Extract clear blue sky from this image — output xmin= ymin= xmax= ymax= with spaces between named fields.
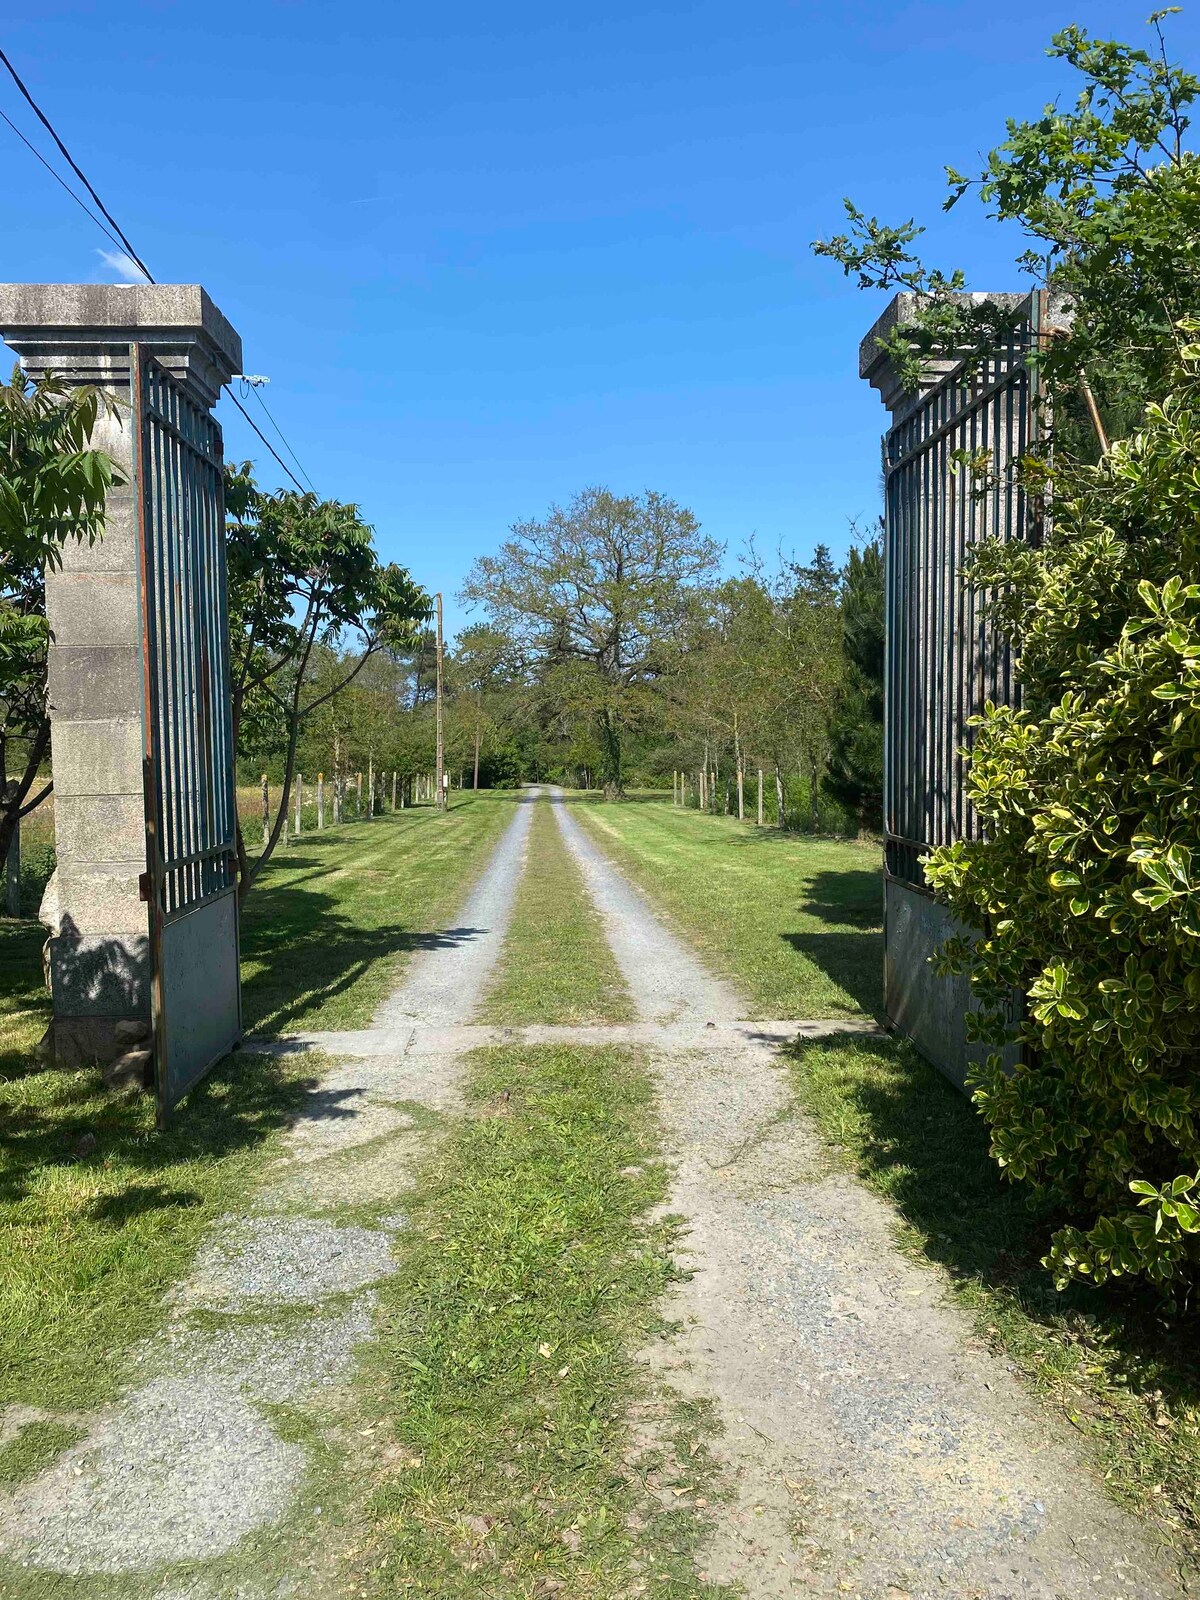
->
xmin=4 ymin=1 xmax=1196 ymax=636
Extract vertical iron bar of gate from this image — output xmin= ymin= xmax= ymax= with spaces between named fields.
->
xmin=132 ymin=346 xmax=170 ymax=1125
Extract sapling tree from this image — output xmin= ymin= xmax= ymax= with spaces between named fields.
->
xmin=225 ymin=465 xmax=426 ymax=897
xmin=0 ymin=366 xmax=120 ymax=874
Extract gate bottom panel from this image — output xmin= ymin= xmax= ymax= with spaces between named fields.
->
xmin=157 ymin=889 xmax=240 ymax=1114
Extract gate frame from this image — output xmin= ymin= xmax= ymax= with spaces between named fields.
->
xmin=132 ymin=342 xmax=242 ymax=1125
xmin=0 ymin=284 xmax=243 ymax=1078
xmin=861 ymin=289 xmax=1064 ymax=1086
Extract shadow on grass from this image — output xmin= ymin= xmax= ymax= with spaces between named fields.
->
xmin=1 ymin=910 xmax=315 ymax=1207
xmin=239 ymin=849 xmax=484 ymax=1035
xmin=782 ymin=930 xmax=882 ymax=1015
xmin=0 ymin=1043 xmax=317 ymax=1210
xmin=787 ymin=1034 xmax=1200 ymax=1481
xmin=800 ymin=868 xmax=883 ymax=928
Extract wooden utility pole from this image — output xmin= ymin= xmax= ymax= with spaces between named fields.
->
xmin=435 ymin=592 xmax=446 ymax=812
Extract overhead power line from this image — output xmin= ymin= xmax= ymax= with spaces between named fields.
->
xmin=0 ymin=44 xmax=316 ymax=497
xmin=224 ymin=391 xmax=309 ymax=494
xmin=0 ymin=44 xmax=153 ymax=282
xmin=0 ymin=106 xmax=131 ymax=261
xmin=250 ymin=385 xmax=316 ymax=494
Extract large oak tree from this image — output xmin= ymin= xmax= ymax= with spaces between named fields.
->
xmin=462 ymin=487 xmax=721 ymax=797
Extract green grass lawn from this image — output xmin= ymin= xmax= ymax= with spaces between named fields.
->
xmin=787 ymin=1034 xmax=1200 ymax=1564
xmin=0 ymin=911 xmax=316 ymax=1410
xmin=570 ymin=792 xmax=881 ymax=1019
xmin=240 ymin=791 xmax=518 ymax=1033
xmin=363 ymin=1043 xmax=724 ymax=1599
xmin=0 ymin=792 xmax=515 ymax=1419
xmin=480 ymin=798 xmax=632 ymax=1026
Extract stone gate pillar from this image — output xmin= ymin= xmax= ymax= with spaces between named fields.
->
xmin=0 ymin=285 xmax=241 ymax=1066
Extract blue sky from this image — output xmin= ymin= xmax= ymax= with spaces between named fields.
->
xmin=4 ymin=1 xmax=1197 ymax=636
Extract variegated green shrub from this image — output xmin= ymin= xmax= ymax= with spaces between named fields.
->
xmin=926 ymin=354 xmax=1200 ymax=1293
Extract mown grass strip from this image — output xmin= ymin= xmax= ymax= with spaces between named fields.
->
xmin=480 ymin=799 xmax=633 ymax=1026
xmin=786 ymin=1034 xmax=1200 ymax=1566
xmin=569 ymin=792 xmax=881 ymax=1020
xmin=362 ymin=1044 xmax=726 ymax=1598
xmin=240 ymin=791 xmax=518 ymax=1034
xmin=0 ymin=1046 xmax=317 ymax=1410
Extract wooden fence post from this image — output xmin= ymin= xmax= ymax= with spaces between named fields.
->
xmin=391 ymin=770 xmax=398 ymax=811
xmin=368 ymin=758 xmax=375 ymax=819
xmin=737 ymin=765 xmax=744 ymax=822
xmin=757 ymin=768 xmax=763 ymax=826
xmin=295 ymin=773 xmax=303 ymax=837
xmin=261 ymin=773 xmax=269 ymax=848
xmin=317 ymin=772 xmax=324 ymax=830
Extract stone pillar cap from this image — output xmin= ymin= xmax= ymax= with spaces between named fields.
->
xmin=0 ymin=283 xmax=242 ymax=411
xmin=860 ymin=290 xmax=1037 ymax=421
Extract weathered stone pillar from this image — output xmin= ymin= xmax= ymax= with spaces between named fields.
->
xmin=0 ymin=284 xmax=241 ymax=1065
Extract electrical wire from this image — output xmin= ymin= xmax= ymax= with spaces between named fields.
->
xmin=224 ymin=391 xmax=309 ymax=494
xmin=0 ymin=44 xmax=153 ymax=282
xmin=250 ymin=384 xmax=316 ymax=493
xmin=0 ymin=44 xmax=317 ymax=497
xmin=0 ymin=106 xmax=132 ymax=262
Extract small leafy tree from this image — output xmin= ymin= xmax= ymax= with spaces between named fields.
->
xmin=817 ymin=14 xmax=1200 ymax=1293
xmin=226 ymin=466 xmax=426 ymax=896
xmin=0 ymin=367 xmax=119 ymax=873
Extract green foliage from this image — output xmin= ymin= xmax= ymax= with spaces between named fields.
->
xmin=822 ymin=534 xmax=884 ymax=831
xmin=225 ymin=464 xmax=426 ymax=891
xmin=0 ymin=366 xmax=120 ymax=869
xmin=817 ymin=13 xmax=1200 ymax=1294
xmin=461 ymin=487 xmax=721 ymax=796
xmin=925 ymin=351 xmax=1200 ymax=1294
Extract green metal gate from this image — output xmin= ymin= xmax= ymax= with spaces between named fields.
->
xmin=134 ymin=345 xmax=241 ymax=1124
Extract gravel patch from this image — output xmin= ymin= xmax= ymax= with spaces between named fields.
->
xmin=180 ymin=1216 xmax=396 ymax=1309
xmin=549 ymin=788 xmax=741 ymax=1023
xmin=0 ymin=1377 xmax=306 ymax=1575
xmin=658 ymin=1072 xmax=1186 ymax=1597
xmin=165 ymin=1295 xmax=377 ymax=1405
xmin=284 ymin=1094 xmax=414 ymax=1162
xmin=374 ymin=788 xmax=539 ymax=1029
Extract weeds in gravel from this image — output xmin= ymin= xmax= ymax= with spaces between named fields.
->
xmin=481 ymin=800 xmax=632 ymax=1026
xmin=362 ymin=1043 xmax=730 ymax=1598
xmin=569 ymin=793 xmax=880 ymax=1019
xmin=786 ymin=1034 xmax=1200 ymax=1565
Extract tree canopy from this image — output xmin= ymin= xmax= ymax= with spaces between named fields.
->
xmin=0 ymin=365 xmax=121 ymax=867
